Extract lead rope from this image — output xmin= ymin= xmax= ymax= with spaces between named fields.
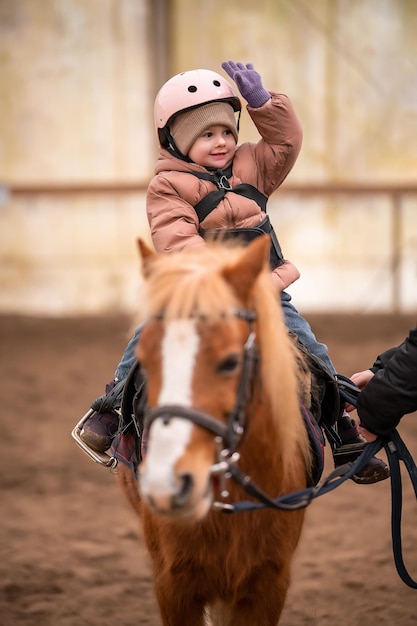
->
xmin=385 ymin=429 xmax=417 ymax=589
xmin=337 ymin=375 xmax=417 ymax=589
xmin=222 ymin=422 xmax=417 ymax=589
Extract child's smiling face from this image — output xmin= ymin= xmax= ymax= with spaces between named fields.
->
xmin=187 ymin=125 xmax=237 ymax=169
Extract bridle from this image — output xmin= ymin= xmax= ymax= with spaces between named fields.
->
xmin=143 ymin=307 xmax=259 ymax=504
xmin=141 ymin=307 xmax=334 ymax=515
xmin=142 ymin=307 xmax=341 ymax=515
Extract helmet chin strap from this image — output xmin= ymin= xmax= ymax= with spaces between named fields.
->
xmin=160 ymin=107 xmax=241 ymax=164
xmin=161 ymin=128 xmax=192 ymax=163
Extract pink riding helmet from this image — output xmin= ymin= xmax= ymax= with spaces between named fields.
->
xmin=154 ymin=69 xmax=241 ymax=148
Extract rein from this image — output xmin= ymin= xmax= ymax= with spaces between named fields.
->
xmin=143 ymin=310 xmax=417 ymax=590
xmin=224 ymin=428 xmax=417 ymax=590
xmin=225 ymin=375 xmax=417 ymax=590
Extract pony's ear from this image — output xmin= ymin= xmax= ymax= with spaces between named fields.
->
xmin=222 ymin=235 xmax=270 ymax=302
xmin=137 ymin=238 xmax=156 ymax=277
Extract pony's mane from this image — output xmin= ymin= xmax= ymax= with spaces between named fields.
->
xmin=142 ymin=243 xmax=247 ymax=320
xmin=140 ymin=241 xmax=312 ymax=474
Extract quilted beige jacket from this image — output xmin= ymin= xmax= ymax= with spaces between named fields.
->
xmin=146 ymin=93 xmax=302 ymax=290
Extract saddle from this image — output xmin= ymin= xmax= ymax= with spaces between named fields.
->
xmin=288 ymin=332 xmax=345 ymax=486
xmin=290 ymin=333 xmax=344 ymax=442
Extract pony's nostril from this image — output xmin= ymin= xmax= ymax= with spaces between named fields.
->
xmin=145 ymin=494 xmax=156 ymax=510
xmin=173 ymin=473 xmax=194 ymax=507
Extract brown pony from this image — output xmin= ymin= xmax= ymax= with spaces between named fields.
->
xmin=117 ymin=235 xmax=315 ymax=626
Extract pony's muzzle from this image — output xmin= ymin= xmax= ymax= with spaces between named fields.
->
xmin=140 ymin=465 xmax=213 ymax=519
xmin=146 ymin=473 xmax=194 ymax=513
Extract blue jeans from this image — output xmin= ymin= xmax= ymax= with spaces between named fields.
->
xmin=280 ymin=291 xmax=335 ymax=375
xmin=114 ymin=323 xmax=144 ymax=381
xmin=114 ymin=291 xmax=335 ymax=381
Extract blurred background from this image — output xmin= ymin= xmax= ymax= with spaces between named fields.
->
xmin=1 ymin=0 xmax=416 ymax=316
xmin=2 ymin=5 xmax=417 ymax=625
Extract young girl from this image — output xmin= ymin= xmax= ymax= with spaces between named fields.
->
xmin=80 ymin=61 xmax=389 ymax=484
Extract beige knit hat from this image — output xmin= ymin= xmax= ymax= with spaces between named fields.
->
xmin=170 ymin=102 xmax=238 ymax=156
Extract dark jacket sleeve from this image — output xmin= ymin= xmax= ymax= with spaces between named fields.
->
xmin=370 ymin=345 xmax=401 ymax=373
xmin=356 ymin=326 xmax=417 ymax=436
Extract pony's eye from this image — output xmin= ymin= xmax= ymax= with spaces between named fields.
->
xmin=217 ymin=354 xmax=240 ymax=375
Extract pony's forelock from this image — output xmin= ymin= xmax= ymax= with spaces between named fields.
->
xmin=144 ymin=244 xmax=244 ymax=320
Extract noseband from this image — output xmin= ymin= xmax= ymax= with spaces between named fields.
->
xmin=143 ymin=306 xmax=258 ymax=457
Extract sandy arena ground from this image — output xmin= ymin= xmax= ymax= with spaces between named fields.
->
xmin=1 ymin=313 xmax=416 ymax=626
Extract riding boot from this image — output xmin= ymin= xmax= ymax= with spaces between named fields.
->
xmin=332 ymin=412 xmax=390 ymax=484
xmin=79 ymin=380 xmax=122 ymax=453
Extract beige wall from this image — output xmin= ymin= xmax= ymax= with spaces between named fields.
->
xmin=1 ymin=190 xmax=149 ymax=315
xmin=1 ymin=0 xmax=416 ymax=315
xmin=1 ymin=0 xmax=155 ymax=182
xmin=0 ymin=0 xmax=155 ymax=315
xmin=171 ymin=0 xmax=417 ymax=182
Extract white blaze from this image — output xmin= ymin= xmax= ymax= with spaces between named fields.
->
xmin=141 ymin=319 xmax=199 ymax=496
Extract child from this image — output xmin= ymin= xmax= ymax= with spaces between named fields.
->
xmin=80 ymin=61 xmax=389 ymax=484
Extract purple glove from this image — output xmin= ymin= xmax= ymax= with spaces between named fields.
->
xmin=221 ymin=61 xmax=270 ymax=108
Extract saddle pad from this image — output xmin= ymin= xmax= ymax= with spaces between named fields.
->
xmin=301 ymin=404 xmax=325 ymax=487
xmin=110 ymin=432 xmax=141 ymax=477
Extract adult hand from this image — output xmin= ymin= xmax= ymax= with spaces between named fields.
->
xmin=345 ymin=369 xmax=375 ymax=412
xmin=358 ymin=425 xmax=378 ymax=442
xmin=351 ymin=369 xmax=375 ymax=389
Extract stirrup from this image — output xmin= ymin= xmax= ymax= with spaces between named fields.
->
xmin=332 ymin=441 xmax=366 ymax=465
xmin=71 ymin=408 xmax=118 ymax=469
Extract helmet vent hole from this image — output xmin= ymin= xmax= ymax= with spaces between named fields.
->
xmin=188 ymin=85 xmax=197 ymax=93
xmin=213 ymin=80 xmax=221 ymax=86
